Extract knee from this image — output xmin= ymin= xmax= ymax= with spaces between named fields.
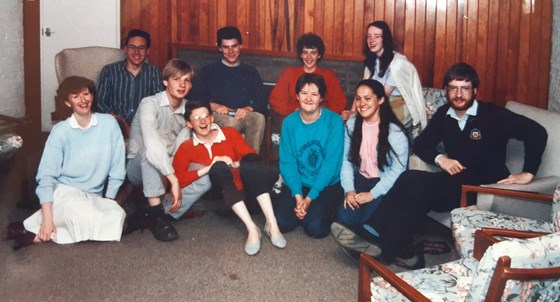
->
xmin=209 ymin=162 xmax=232 ymax=184
xmin=276 ymin=215 xmax=298 ymax=234
xmin=336 ymin=208 xmax=359 ymax=226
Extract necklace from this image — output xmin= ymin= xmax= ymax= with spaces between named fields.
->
xmin=300 ymin=108 xmax=322 ymax=124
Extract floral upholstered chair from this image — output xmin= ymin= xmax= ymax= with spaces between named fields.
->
xmin=451 ymin=183 xmax=559 ymax=258
xmin=359 ymin=228 xmax=560 ymax=302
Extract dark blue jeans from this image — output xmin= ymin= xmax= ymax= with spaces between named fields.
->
xmin=336 ymin=172 xmax=381 ymax=228
xmin=274 ymin=182 xmax=343 ymax=238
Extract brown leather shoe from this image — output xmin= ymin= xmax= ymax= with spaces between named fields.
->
xmin=4 ymin=222 xmax=25 ymax=240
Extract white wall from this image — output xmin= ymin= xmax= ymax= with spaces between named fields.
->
xmin=0 ymin=1 xmax=25 ymax=118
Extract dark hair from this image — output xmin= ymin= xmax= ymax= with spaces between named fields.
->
xmin=184 ymin=99 xmax=212 ymax=121
xmin=442 ymin=62 xmax=480 ymax=89
xmin=364 ymin=21 xmax=395 ymax=78
xmin=349 ymin=79 xmax=408 ymax=171
xmin=296 ymin=33 xmax=325 ymax=61
xmin=162 ymin=58 xmax=194 ymax=81
xmin=295 ymin=73 xmax=327 ymax=97
xmin=54 ymin=76 xmax=96 ymax=120
xmin=217 ymin=26 xmax=243 ymax=46
xmin=124 ymin=29 xmax=151 ymax=48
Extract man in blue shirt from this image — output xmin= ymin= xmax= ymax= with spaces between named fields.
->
xmin=188 ymin=26 xmax=267 ymax=153
xmin=96 ymin=29 xmax=164 ymax=126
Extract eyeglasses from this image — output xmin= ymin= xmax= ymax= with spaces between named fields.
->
xmin=127 ymin=45 xmax=147 ymax=51
xmin=447 ymin=85 xmax=473 ymax=95
xmin=191 ymin=113 xmax=211 ymax=122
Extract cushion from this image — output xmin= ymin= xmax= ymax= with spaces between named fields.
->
xmin=451 ymin=206 xmax=553 ymax=258
xmin=371 ymin=257 xmax=478 ymax=302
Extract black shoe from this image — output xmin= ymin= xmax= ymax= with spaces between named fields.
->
xmin=150 ymin=215 xmax=179 ymax=242
xmin=122 ymin=206 xmax=150 ymax=236
xmin=330 ymin=222 xmax=382 ymax=257
xmin=13 ymin=231 xmax=36 ymax=251
xmin=4 ymin=222 xmax=25 ymax=240
xmin=394 ymin=245 xmax=425 ymax=270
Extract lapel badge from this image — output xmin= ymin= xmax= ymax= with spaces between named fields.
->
xmin=470 ymin=128 xmax=482 ymax=140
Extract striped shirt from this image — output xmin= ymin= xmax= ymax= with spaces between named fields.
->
xmin=96 ymin=60 xmax=164 ymax=123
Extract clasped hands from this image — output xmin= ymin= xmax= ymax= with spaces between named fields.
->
xmin=343 ymin=191 xmax=374 ymax=210
xmin=294 ymin=194 xmax=312 ymax=220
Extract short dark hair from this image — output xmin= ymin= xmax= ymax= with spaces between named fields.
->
xmin=124 ymin=29 xmax=151 ymax=48
xmin=296 ymin=33 xmax=325 ymax=61
xmin=184 ymin=99 xmax=212 ymax=121
xmin=295 ymin=73 xmax=327 ymax=98
xmin=217 ymin=26 xmax=242 ymax=46
xmin=442 ymin=62 xmax=480 ymax=89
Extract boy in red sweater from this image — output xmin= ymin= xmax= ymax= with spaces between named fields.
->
xmin=173 ymin=100 xmax=286 ymax=255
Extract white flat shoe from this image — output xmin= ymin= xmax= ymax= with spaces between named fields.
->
xmin=245 ymin=228 xmax=261 ymax=256
xmin=265 ymin=222 xmax=286 ymax=249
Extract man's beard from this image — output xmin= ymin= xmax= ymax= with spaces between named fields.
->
xmin=448 ymin=95 xmax=475 ymax=111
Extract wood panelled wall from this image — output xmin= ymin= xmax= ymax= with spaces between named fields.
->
xmin=122 ymin=0 xmax=552 ymax=108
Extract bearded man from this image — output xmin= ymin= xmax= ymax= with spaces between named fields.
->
xmin=331 ymin=62 xmax=547 ymax=269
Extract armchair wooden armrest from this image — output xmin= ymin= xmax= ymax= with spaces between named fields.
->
xmin=459 ymin=185 xmax=553 ymax=208
xmin=358 ymin=253 xmax=430 ymax=302
xmin=473 ymin=228 xmax=551 ymax=260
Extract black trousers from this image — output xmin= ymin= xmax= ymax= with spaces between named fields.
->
xmin=365 ymin=170 xmax=462 ymax=260
xmin=209 ymin=153 xmax=273 ymax=208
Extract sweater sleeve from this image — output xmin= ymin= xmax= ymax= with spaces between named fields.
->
xmin=172 ymin=142 xmax=202 ymax=188
xmin=279 ymin=116 xmax=304 ymax=196
xmin=307 ymin=114 xmax=344 ymax=200
xmin=188 ymin=64 xmax=212 ymax=102
xmin=269 ymin=68 xmax=299 ymax=116
xmin=340 ymin=117 xmax=356 ymax=193
xmin=322 ymin=69 xmax=348 ymax=114
xmin=35 ymin=126 xmax=65 ymax=204
xmin=502 ymin=108 xmax=548 ymax=175
xmin=370 ymin=124 xmax=409 ymax=198
xmin=413 ymin=105 xmax=448 ymax=165
xmin=248 ymin=68 xmax=268 ymax=113
xmin=105 ymin=117 xmax=126 ymax=199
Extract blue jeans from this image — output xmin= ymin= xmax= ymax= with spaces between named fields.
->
xmin=274 ymin=182 xmax=343 ymax=238
xmin=337 ymin=172 xmax=381 ymax=228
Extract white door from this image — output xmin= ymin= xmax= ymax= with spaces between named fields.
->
xmin=40 ymin=0 xmax=120 ymax=131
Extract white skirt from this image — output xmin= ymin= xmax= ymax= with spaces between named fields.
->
xmin=23 ymin=184 xmax=126 ymax=244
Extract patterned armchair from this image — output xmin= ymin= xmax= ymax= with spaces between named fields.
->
xmin=359 ymin=228 xmax=560 ymax=302
xmin=451 ymin=183 xmax=559 ymax=258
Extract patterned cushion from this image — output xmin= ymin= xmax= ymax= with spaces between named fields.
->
xmin=370 ymin=233 xmax=560 ymax=302
xmin=371 ymin=257 xmax=478 ymax=302
xmin=466 ymin=232 xmax=560 ymax=302
xmin=422 ymin=87 xmax=448 ymax=121
xmin=452 ymin=184 xmax=560 ymax=259
xmin=451 ymin=206 xmax=553 ymax=258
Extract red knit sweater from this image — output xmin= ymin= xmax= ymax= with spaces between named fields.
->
xmin=269 ymin=66 xmax=348 ymax=116
xmin=172 ymin=127 xmax=256 ymax=189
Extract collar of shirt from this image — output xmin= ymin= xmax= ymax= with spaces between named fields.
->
xmin=446 ymin=100 xmax=479 ymax=130
xmin=221 ymin=58 xmax=241 ymax=68
xmin=158 ymin=92 xmax=187 ymax=114
xmin=192 ymin=123 xmax=226 ymax=146
xmin=68 ymin=113 xmax=97 ymax=130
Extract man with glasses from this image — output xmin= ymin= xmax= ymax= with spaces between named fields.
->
xmin=331 ymin=62 xmax=547 ymax=269
xmin=97 ymin=29 xmax=164 ymax=125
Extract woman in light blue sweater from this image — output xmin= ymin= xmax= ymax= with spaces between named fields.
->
xmin=6 ymin=76 xmax=126 ymax=250
xmin=333 ymin=79 xmax=409 ymax=236
xmin=275 ymin=73 xmax=344 ymax=238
